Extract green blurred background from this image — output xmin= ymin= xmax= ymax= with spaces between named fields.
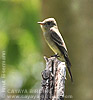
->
xmin=0 ymin=0 xmax=93 ymax=100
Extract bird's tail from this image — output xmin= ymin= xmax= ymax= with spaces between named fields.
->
xmin=64 ymin=55 xmax=73 ymax=82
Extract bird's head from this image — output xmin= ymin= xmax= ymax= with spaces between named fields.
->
xmin=38 ymin=18 xmax=57 ymax=32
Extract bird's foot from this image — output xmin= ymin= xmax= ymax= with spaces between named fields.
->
xmin=51 ymin=53 xmax=60 ymax=58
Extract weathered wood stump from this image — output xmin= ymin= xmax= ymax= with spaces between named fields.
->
xmin=40 ymin=56 xmax=66 ymax=100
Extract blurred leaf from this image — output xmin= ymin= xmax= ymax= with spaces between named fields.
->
xmin=0 ymin=32 xmax=9 ymax=50
xmin=6 ymin=40 xmax=20 ymax=65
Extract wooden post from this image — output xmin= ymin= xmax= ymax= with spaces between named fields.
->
xmin=40 ymin=56 xmax=66 ymax=100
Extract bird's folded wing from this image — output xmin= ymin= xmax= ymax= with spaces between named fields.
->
xmin=50 ymin=30 xmax=72 ymax=81
xmin=50 ymin=31 xmax=67 ymax=54
xmin=50 ymin=31 xmax=63 ymax=46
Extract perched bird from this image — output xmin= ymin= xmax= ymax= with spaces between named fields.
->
xmin=38 ymin=18 xmax=73 ymax=82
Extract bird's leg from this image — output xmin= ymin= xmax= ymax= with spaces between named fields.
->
xmin=51 ymin=53 xmax=60 ymax=58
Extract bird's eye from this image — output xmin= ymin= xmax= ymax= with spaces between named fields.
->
xmin=47 ymin=22 xmax=51 ymax=25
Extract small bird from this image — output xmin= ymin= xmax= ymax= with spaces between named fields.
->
xmin=38 ymin=18 xmax=73 ymax=82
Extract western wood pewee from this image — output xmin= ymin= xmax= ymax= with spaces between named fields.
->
xmin=38 ymin=18 xmax=73 ymax=82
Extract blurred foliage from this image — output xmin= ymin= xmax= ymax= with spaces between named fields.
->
xmin=0 ymin=0 xmax=44 ymax=98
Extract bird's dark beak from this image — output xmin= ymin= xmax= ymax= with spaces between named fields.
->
xmin=37 ymin=22 xmax=44 ymax=25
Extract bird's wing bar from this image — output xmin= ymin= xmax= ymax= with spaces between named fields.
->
xmin=50 ymin=31 xmax=68 ymax=58
xmin=50 ymin=31 xmax=63 ymax=46
xmin=50 ymin=30 xmax=67 ymax=50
